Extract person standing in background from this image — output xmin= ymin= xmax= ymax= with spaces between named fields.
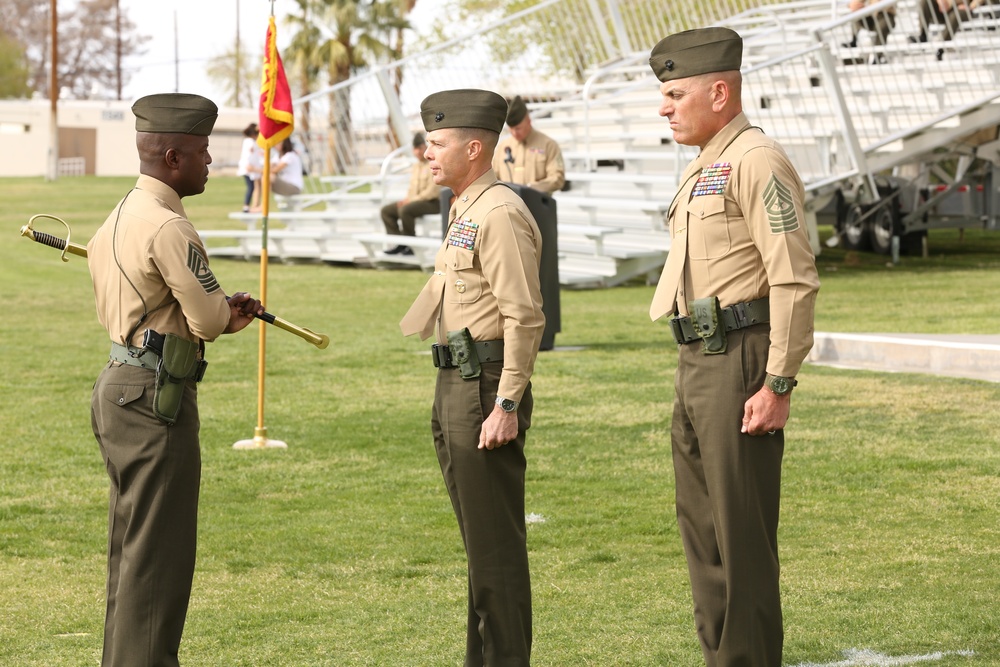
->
xmin=492 ymin=96 xmax=565 ymax=195
xmin=236 ymin=122 xmax=262 ymax=212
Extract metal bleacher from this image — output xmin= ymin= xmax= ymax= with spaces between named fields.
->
xmin=199 ymin=0 xmax=1000 ymax=287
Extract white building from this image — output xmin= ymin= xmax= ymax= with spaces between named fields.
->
xmin=0 ymin=99 xmax=257 ymax=178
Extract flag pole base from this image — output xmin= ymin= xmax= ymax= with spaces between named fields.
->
xmin=233 ymin=426 xmax=287 ymax=450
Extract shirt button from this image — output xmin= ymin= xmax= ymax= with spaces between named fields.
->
xmin=118 ymin=397 xmax=125 ymax=405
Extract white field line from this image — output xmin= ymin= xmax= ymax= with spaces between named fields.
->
xmin=791 ymin=648 xmax=975 ymax=667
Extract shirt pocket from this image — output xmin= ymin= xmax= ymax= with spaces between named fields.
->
xmin=530 ymin=151 xmax=548 ymax=181
xmin=444 ymin=245 xmax=483 ymax=303
xmin=688 ymin=195 xmax=732 ymax=260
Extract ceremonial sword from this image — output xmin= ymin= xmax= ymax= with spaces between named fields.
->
xmin=20 ymin=214 xmax=330 ymax=350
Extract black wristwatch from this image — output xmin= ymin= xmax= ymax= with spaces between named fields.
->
xmin=764 ymin=373 xmax=797 ymax=396
xmin=495 ymin=396 xmax=519 ymax=413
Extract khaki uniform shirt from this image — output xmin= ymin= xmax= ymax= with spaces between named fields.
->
xmin=88 ymin=175 xmax=230 ymax=348
xmin=492 ymin=128 xmax=566 ymax=195
xmin=400 ymin=169 xmax=545 ymax=401
xmin=405 ymin=160 xmax=442 ymax=203
xmin=650 ymin=112 xmax=820 ymax=377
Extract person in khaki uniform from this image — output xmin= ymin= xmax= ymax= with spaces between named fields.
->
xmin=491 ymin=95 xmax=565 ymax=195
xmin=400 ymin=89 xmax=545 ymax=667
xmin=380 ymin=132 xmax=442 ymax=255
xmin=87 ymin=93 xmax=263 ymax=667
xmin=646 ymin=28 xmax=820 ymax=667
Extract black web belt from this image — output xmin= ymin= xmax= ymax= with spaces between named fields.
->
xmin=431 ymin=339 xmax=504 ymax=368
xmin=669 ymin=297 xmax=770 ymax=345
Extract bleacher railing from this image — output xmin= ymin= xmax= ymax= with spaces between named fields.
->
xmin=295 ymin=0 xmax=1000 ymax=209
xmin=294 ymin=0 xmax=806 ymax=177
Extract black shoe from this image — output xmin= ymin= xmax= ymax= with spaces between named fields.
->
xmin=908 ymin=33 xmax=927 ymax=43
xmin=936 ymin=48 xmax=944 ymax=61
xmin=399 ymin=246 xmax=414 ymax=256
xmin=384 ymin=245 xmax=404 ymax=255
xmin=841 ymin=37 xmax=857 ymax=48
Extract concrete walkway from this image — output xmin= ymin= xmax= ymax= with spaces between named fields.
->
xmin=807 ymin=332 xmax=1000 ymax=383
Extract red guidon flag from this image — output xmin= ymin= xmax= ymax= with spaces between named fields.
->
xmin=257 ymin=16 xmax=294 ymax=149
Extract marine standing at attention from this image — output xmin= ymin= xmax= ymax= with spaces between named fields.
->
xmin=491 ymin=95 xmax=565 ymax=195
xmin=87 ymin=93 xmax=263 ymax=667
xmin=400 ymin=88 xmax=545 ymax=667
xmin=646 ymin=28 xmax=820 ymax=667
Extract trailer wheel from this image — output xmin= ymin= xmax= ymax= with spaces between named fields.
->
xmin=840 ymin=202 xmax=870 ymax=251
xmin=868 ymin=204 xmax=898 ymax=255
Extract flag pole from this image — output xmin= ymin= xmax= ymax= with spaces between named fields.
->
xmin=235 ymin=9 xmax=290 ymax=450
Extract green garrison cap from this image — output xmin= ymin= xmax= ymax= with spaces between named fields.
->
xmin=649 ymin=27 xmax=743 ymax=83
xmin=506 ymin=95 xmax=528 ymax=126
xmin=132 ymin=93 xmax=219 ymax=135
xmin=420 ymin=89 xmax=508 ymax=134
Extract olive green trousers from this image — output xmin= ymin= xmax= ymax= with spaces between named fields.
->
xmin=671 ymin=326 xmax=784 ymax=667
xmin=91 ymin=362 xmax=201 ymax=667
xmin=431 ymin=361 xmax=533 ymax=667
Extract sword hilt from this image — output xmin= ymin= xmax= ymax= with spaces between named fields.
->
xmin=21 ymin=214 xmax=87 ymax=261
xmin=30 ymin=229 xmax=69 ymax=251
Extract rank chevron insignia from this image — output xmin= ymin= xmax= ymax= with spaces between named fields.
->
xmin=187 ymin=242 xmax=221 ymax=293
xmin=762 ymin=174 xmax=799 ymax=234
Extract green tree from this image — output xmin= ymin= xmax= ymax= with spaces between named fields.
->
xmin=0 ymin=32 xmax=31 ymax=98
xmin=0 ymin=0 xmax=148 ymax=100
xmin=284 ymin=0 xmax=410 ymax=172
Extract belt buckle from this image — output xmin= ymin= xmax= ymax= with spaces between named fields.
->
xmin=431 ymin=344 xmax=452 ymax=368
xmin=668 ymin=317 xmax=685 ymax=344
xmin=731 ymin=301 xmax=749 ymax=328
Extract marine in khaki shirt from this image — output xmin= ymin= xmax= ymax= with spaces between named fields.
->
xmin=647 ymin=28 xmax=819 ymax=667
xmin=650 ymin=109 xmax=819 ymax=378
xmin=431 ymin=168 xmax=544 ymax=400
xmin=492 ymin=95 xmax=566 ymax=195
xmin=88 ymin=174 xmax=233 ymax=348
xmin=400 ymin=88 xmax=543 ymax=667
xmin=404 ymin=150 xmax=441 ymax=203
xmin=87 ymin=93 xmax=261 ymax=667
xmin=381 ymin=132 xmax=443 ymax=253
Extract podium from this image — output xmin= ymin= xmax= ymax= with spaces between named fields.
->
xmin=440 ymin=184 xmax=560 ymax=350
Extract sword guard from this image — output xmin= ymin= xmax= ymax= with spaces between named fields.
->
xmin=24 ymin=214 xmax=74 ymax=262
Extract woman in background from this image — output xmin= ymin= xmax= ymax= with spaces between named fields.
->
xmin=236 ymin=123 xmax=263 ymax=211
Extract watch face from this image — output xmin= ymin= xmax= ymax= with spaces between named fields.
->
xmin=498 ymin=398 xmax=517 ymax=412
xmin=770 ymin=377 xmax=790 ymax=394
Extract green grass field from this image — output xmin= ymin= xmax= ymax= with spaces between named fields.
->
xmin=2 ymin=176 xmax=998 ymax=666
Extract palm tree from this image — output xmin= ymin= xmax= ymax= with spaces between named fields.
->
xmin=206 ymin=39 xmax=258 ymax=108
xmin=284 ymin=0 xmax=409 ymax=174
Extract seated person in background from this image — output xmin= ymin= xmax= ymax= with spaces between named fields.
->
xmin=492 ymin=95 xmax=565 ymax=195
xmin=380 ymin=133 xmax=442 ymax=256
xmin=910 ymin=0 xmax=976 ymax=59
xmin=271 ymin=137 xmax=304 ymax=197
xmin=842 ymin=0 xmax=897 ymax=56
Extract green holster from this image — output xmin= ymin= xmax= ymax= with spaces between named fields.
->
xmin=110 ymin=333 xmax=207 ymax=425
